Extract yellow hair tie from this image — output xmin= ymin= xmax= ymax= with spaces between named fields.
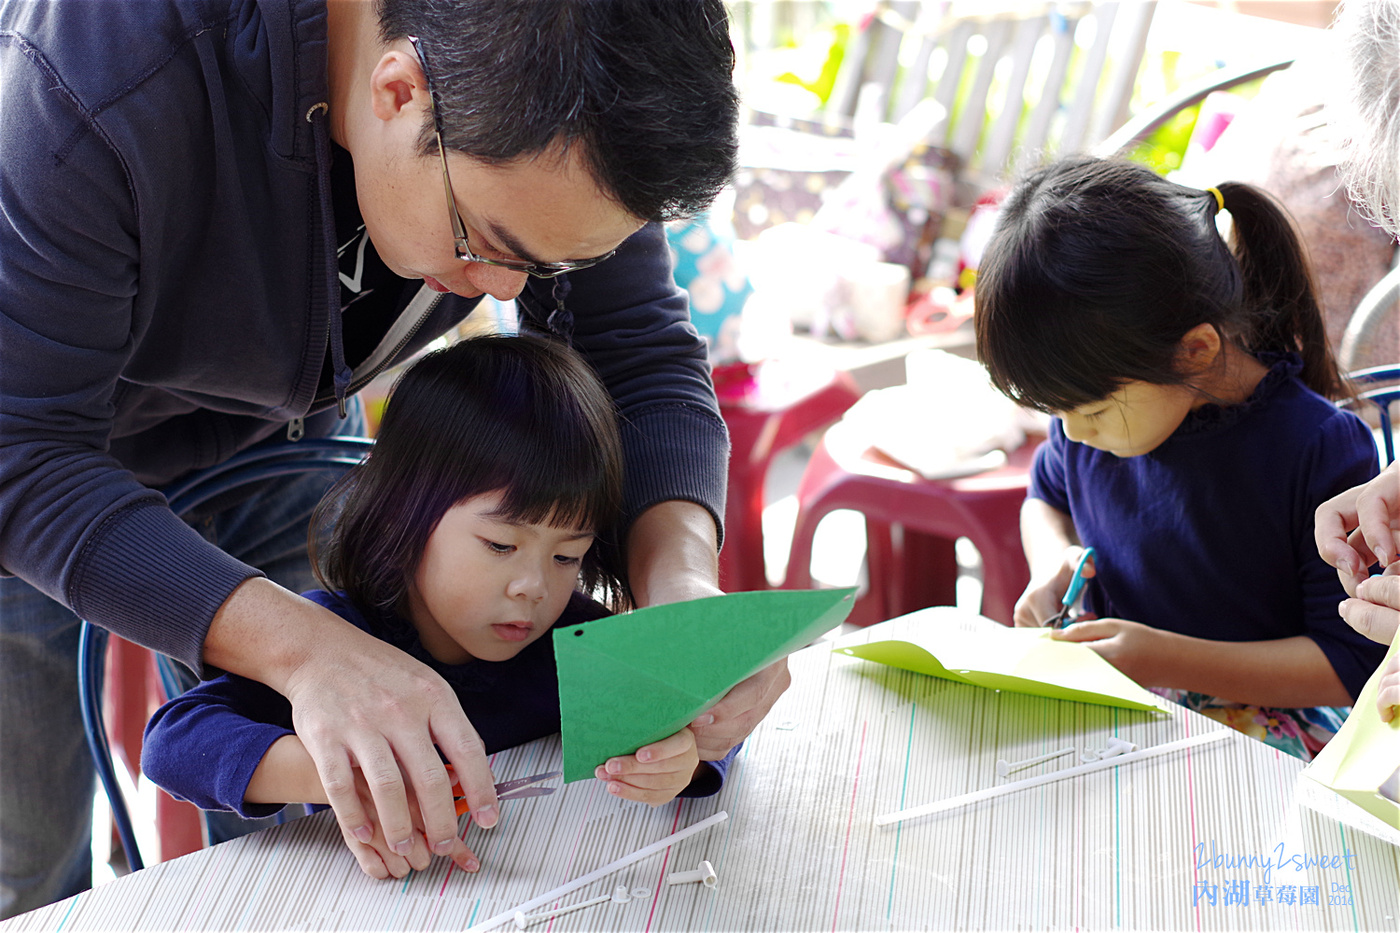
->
xmin=1205 ymin=186 xmax=1224 ymax=211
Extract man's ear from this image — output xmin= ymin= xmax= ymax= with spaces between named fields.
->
xmin=369 ymin=49 xmax=426 ymax=123
xmin=1176 ymin=321 xmax=1222 ymax=374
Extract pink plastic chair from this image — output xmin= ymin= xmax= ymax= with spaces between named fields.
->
xmin=716 ymin=360 xmax=862 ymax=593
xmin=782 ymin=423 xmax=1040 ymax=626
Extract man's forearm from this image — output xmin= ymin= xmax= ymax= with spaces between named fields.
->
xmin=203 ymin=577 xmax=353 ymax=693
xmin=626 ymin=499 xmax=720 ymax=607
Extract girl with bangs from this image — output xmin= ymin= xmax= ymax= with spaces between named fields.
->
xmin=974 ymin=155 xmax=1386 ymax=759
xmin=143 ymin=335 xmax=730 ymax=880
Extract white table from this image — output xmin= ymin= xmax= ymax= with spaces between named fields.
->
xmin=6 ymin=615 xmax=1398 ymax=931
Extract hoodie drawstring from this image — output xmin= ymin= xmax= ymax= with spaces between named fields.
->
xmin=547 ymin=276 xmax=574 ymax=344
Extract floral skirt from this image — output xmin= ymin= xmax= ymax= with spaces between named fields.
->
xmin=1150 ymin=688 xmax=1348 ymax=762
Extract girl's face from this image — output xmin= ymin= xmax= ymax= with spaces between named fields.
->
xmin=1057 ymin=380 xmax=1200 ymax=458
xmin=405 ymin=491 xmax=595 ymax=664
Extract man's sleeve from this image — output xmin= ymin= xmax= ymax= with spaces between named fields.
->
xmin=0 ymin=41 xmax=260 ymax=672
xmin=525 ymin=223 xmax=729 ymax=543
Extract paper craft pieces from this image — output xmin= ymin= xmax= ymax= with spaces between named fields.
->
xmin=1303 ymin=637 xmax=1400 ymax=831
xmin=554 ymin=587 xmax=855 ymax=781
xmin=834 ymin=606 xmax=1167 ymax=713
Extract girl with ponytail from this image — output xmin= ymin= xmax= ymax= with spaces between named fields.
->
xmin=974 ymin=155 xmax=1385 ymax=759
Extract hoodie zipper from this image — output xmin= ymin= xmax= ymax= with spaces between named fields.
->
xmin=304 ymin=288 xmax=445 ymax=415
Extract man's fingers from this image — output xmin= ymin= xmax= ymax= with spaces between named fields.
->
xmin=396 ymin=741 xmax=460 ymax=854
xmin=1315 ymin=483 xmax=1363 ymax=569
xmin=691 ymin=659 xmax=789 ymax=760
xmin=1356 ymin=465 xmax=1400 ymax=568
xmin=307 ymin=745 xmax=376 ymax=848
xmin=1339 ymin=593 xmax=1400 ymax=646
xmin=436 ymin=719 xmax=498 ymax=830
xmin=355 ymin=747 xmax=415 ymax=856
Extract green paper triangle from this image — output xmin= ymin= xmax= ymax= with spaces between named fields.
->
xmin=555 ymin=587 xmax=855 ymax=781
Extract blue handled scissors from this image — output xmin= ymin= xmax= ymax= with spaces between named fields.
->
xmin=1049 ymin=547 xmax=1096 ymax=629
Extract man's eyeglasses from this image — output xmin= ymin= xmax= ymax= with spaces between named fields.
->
xmin=407 ymin=36 xmax=615 ymax=279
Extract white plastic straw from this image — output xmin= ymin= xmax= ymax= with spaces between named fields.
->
xmin=875 ymin=731 xmax=1231 ymax=827
xmin=467 ymin=810 xmax=729 ymax=932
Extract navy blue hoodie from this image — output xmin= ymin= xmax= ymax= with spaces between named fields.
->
xmin=0 ymin=0 xmax=728 ymax=674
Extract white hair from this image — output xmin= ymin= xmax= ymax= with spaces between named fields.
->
xmin=1333 ymin=0 xmax=1400 ymax=238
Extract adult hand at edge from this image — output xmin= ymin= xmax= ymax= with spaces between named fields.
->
xmin=1340 ymin=567 xmax=1400 ymax=647
xmin=1315 ymin=463 xmax=1400 ymax=596
xmin=205 ymin=578 xmax=499 ymax=863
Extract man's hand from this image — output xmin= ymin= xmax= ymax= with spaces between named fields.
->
xmin=338 ymin=766 xmax=479 ymax=880
xmin=1339 ymin=568 xmax=1400 ymax=646
xmin=691 ymin=658 xmax=791 ymax=760
xmin=625 ymin=499 xmax=794 ymax=760
xmin=205 ymin=579 xmax=500 ymax=867
xmin=1315 ymin=463 xmax=1400 ymax=595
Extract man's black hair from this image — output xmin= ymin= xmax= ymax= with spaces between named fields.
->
xmin=379 ymin=0 xmax=740 ymax=223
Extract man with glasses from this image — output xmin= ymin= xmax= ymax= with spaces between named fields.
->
xmin=0 ymin=0 xmax=782 ymax=916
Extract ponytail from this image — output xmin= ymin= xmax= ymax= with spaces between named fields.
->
xmin=975 ymin=157 xmax=1352 ymax=415
xmin=1214 ymin=182 xmax=1349 ymax=399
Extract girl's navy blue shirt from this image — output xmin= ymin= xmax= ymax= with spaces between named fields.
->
xmin=143 ymin=589 xmax=734 ymax=818
xmin=1028 ymin=355 xmax=1386 ymax=700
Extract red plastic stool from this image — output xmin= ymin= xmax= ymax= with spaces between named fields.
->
xmin=782 ymin=421 xmax=1042 ymax=626
xmin=717 ymin=360 xmax=862 ymax=593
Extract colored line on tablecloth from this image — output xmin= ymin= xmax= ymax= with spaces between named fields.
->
xmin=642 ymin=801 xmax=686 ymax=932
xmin=886 ymin=703 xmax=916 ymax=924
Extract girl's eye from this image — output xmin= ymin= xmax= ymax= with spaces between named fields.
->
xmin=484 ymin=540 xmax=515 ymax=555
xmin=554 ymin=554 xmax=583 ymax=567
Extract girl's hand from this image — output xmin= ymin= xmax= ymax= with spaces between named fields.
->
xmin=1014 ymin=546 xmax=1095 ymax=627
xmin=1377 ymin=654 xmax=1399 ymax=723
xmin=1051 ymin=618 xmax=1164 ymax=685
xmin=338 ymin=767 xmax=479 ymax=881
xmin=1339 ymin=566 xmax=1400 ymax=646
xmin=593 ymin=727 xmax=700 ymax=806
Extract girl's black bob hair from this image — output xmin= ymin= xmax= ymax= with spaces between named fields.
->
xmin=310 ymin=333 xmax=627 ymax=620
xmin=974 ymin=155 xmax=1346 ymax=414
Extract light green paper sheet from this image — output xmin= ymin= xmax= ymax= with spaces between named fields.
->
xmin=554 ymin=587 xmax=856 ymax=782
xmin=1303 ymin=635 xmax=1400 ymax=831
xmin=835 ymin=606 xmax=1166 ymax=713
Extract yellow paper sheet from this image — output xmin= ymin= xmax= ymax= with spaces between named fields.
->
xmin=1303 ymin=635 xmax=1400 ymax=831
xmin=835 ymin=606 xmax=1167 ymax=713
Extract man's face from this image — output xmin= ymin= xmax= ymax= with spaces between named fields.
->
xmin=354 ymin=139 xmax=643 ymax=301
